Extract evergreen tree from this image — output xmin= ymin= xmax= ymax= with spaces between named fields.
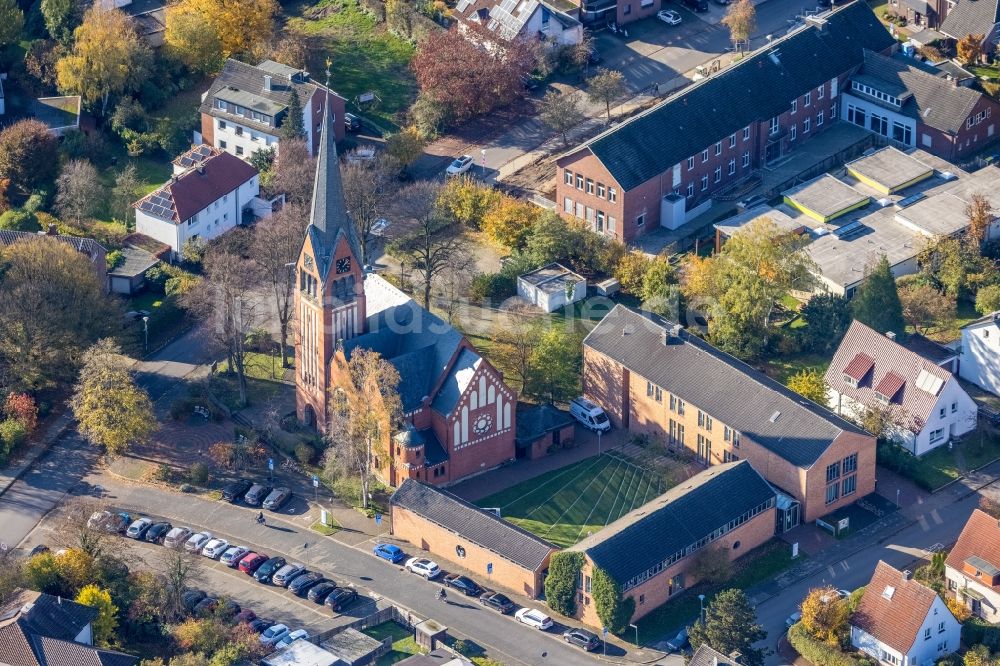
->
xmin=850 ymin=255 xmax=905 ymax=338
xmin=799 ymin=293 xmax=851 ymax=353
xmin=689 ymin=589 xmax=768 ymax=666
xmin=280 ymin=89 xmax=305 ymax=140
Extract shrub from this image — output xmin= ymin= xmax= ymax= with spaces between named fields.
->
xmin=22 ymin=193 xmax=46 ymax=213
xmin=294 ymin=443 xmax=316 ymax=465
xmin=169 ymin=398 xmax=194 ymax=420
xmin=179 ymin=483 xmax=195 ymax=493
xmin=963 ymin=617 xmax=1000 ymax=651
xmin=0 ymin=418 xmax=28 ymax=452
xmin=0 ymin=209 xmax=40 ymax=231
xmin=788 ymin=623 xmax=865 ymax=666
xmin=470 ymin=273 xmax=515 ymax=303
xmin=545 ymin=551 xmax=584 ymax=617
xmin=592 ymin=566 xmax=634 ymax=634
xmin=5 ymin=392 xmax=38 ymax=431
xmin=187 ymin=462 xmax=209 ymax=485
xmin=106 ymin=250 xmax=125 ymax=270
xmin=945 ymin=597 xmax=971 ymax=622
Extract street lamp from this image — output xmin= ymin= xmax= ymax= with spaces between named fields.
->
xmin=896 ymin=488 xmax=901 ymax=508
xmin=597 ymin=428 xmax=602 ymax=456
xmin=481 ymin=149 xmax=487 ymax=177
xmin=629 ymin=623 xmax=639 ymax=646
xmin=698 ymin=594 xmax=706 ymax=625
xmin=142 ymin=316 xmax=149 ymax=353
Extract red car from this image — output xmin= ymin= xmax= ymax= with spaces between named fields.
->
xmin=238 ymin=552 xmax=268 ymax=575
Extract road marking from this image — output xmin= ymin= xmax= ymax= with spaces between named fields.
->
xmin=918 ymin=514 xmax=930 ymax=531
xmin=930 ymin=509 xmax=943 ymax=525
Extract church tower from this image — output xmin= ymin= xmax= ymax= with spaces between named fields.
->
xmin=294 ymin=98 xmax=366 ymax=431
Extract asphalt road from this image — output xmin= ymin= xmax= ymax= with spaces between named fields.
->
xmin=0 ymin=325 xmax=213 ymax=551
xmin=25 ymin=474 xmax=610 ymax=665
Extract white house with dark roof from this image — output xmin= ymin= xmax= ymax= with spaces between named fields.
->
xmin=826 ymin=320 xmax=977 ymax=455
xmin=133 ymin=146 xmax=260 ymax=258
xmin=199 ymin=59 xmax=346 ymax=159
xmin=454 ymin=0 xmax=583 ymax=47
xmin=517 ymin=262 xmax=586 ymax=312
xmin=959 ymin=313 xmax=1000 ymax=397
xmin=851 ymin=561 xmax=960 ymax=666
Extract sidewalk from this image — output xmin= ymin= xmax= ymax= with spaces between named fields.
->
xmin=0 ymin=407 xmax=74 ymax=500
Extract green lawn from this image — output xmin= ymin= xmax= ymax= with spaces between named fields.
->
xmin=476 ymin=454 xmax=669 ymax=547
xmin=363 ymin=622 xmax=426 ymax=665
xmin=220 ymin=351 xmax=293 ymax=382
xmin=762 ymin=352 xmax=832 ymax=385
xmin=920 ymin=299 xmax=979 ymax=345
xmin=633 ymin=540 xmax=799 ymax=644
xmin=120 ymin=293 xmax=189 ymax=357
xmin=286 ymin=0 xmax=418 ymax=132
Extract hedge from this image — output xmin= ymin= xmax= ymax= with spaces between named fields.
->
xmin=545 ymin=552 xmax=584 ymax=617
xmin=963 ymin=617 xmax=1000 ymax=651
xmin=788 ymin=623 xmax=866 ymax=666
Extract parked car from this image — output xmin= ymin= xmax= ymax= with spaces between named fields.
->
xmin=344 ymin=113 xmax=362 ymax=132
xmin=657 ymin=8 xmax=682 ymax=23
xmin=324 ymin=587 xmax=358 ymax=612
xmin=569 ymin=397 xmax=611 ymax=432
xmin=216 ymin=599 xmax=241 ymax=619
xmin=249 ymin=618 xmax=274 ymax=634
xmin=143 ymin=521 xmax=172 ymax=544
xmin=87 ymin=511 xmax=128 ymax=533
xmin=785 ymin=611 xmax=803 ymax=629
xmin=243 ymin=483 xmax=272 ymax=507
xmin=289 ymin=571 xmax=325 ymax=597
xmin=239 ymin=552 xmax=269 ymax=575
xmin=308 ymin=582 xmax=338 ymax=604
xmin=275 ymin=629 xmax=309 ymax=649
xmin=254 ymin=557 xmax=286 ymax=584
xmin=664 ymin=626 xmax=690 ymax=653
xmin=445 ymin=575 xmax=482 ymax=597
xmin=181 ymin=589 xmax=206 ymax=612
xmin=404 ymin=557 xmax=442 ymax=580
xmin=263 ymin=487 xmax=291 ymax=511
xmin=184 ymin=531 xmax=212 ymax=553
xmin=201 ymin=538 xmax=230 ymax=559
xmin=259 ymin=623 xmax=290 ymax=646
xmin=193 ymin=597 xmax=218 ymax=617
xmin=712 ymin=0 xmax=729 ymax=5
xmin=445 ymin=155 xmax=474 ymax=177
xmin=681 ymin=0 xmax=708 ymax=10
xmin=221 ymin=479 xmax=253 ymax=503
xmin=373 ymin=543 xmax=405 ymax=563
xmin=163 ymin=526 xmax=192 ymax=549
xmin=479 ymin=592 xmax=515 ymax=614
xmin=125 ymin=517 xmax=153 ymax=539
xmin=220 ymin=546 xmax=250 ymax=567
xmin=273 ymin=563 xmax=306 ymax=587
xmin=515 ymin=608 xmax=553 ymax=630
xmin=564 ymin=627 xmax=601 ymax=651
xmin=28 ymin=545 xmax=50 ymax=557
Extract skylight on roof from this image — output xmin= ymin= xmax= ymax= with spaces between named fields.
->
xmin=882 ymin=585 xmax=895 ymax=600
xmin=915 ymin=369 xmax=944 ymax=395
xmin=770 ymin=411 xmax=781 ymax=423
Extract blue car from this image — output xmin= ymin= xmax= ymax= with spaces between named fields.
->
xmin=373 ymin=543 xmax=404 ymax=563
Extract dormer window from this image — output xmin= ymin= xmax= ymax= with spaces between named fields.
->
xmin=843 ymin=374 xmax=857 ymax=387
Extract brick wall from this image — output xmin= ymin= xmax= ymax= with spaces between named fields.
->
xmin=616 ymin=0 xmax=659 ymax=25
xmin=583 ymin=346 xmax=628 ymax=428
xmin=948 ymin=94 xmax=1000 ymax=161
xmin=390 ymin=504 xmax=553 ymax=598
xmin=200 ymin=113 xmax=215 ymax=148
xmin=556 ymin=150 xmax=625 ymax=241
xmin=573 ymin=508 xmax=776 ymax=628
xmin=802 ymin=430 xmax=876 ymax=523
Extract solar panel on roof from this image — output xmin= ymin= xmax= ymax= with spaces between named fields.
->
xmin=915 ymin=368 xmax=944 ymax=395
xmin=897 ymin=192 xmax=926 ymax=208
xmin=833 ymin=220 xmax=866 ymax=239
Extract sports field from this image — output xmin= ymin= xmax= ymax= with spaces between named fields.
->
xmin=476 ymin=454 xmax=669 ymax=548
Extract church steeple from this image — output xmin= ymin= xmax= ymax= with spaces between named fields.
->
xmin=307 ymin=96 xmax=363 ymax=276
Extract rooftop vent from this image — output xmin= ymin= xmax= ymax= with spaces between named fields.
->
xmin=903 ymin=569 xmax=913 ymax=581
xmin=769 ymin=411 xmax=781 ymax=423
xmin=263 ymin=75 xmax=272 ymax=92
xmin=883 ymin=585 xmax=895 ymax=600
xmin=768 ymin=50 xmax=781 ymax=65
xmin=886 ymin=331 xmax=896 ymax=341
xmin=939 ymin=171 xmax=957 ymax=181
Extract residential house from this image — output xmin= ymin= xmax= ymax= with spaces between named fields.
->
xmin=896 ymin=0 xmax=952 ymax=29
xmin=713 ymin=146 xmax=1000 ymax=297
xmin=101 ymin=0 xmax=166 ymax=46
xmin=583 ymin=304 xmax=877 ymax=527
xmin=555 ymin=1 xmax=895 ymax=242
xmin=0 ymin=228 xmax=108 ymax=293
xmin=941 ymin=0 xmax=1000 ymax=54
xmin=294 ymin=102 xmax=518 ymax=486
xmin=31 ymin=96 xmax=81 ymax=136
xmin=577 ymin=0 xmax=657 ymax=27
xmin=840 ymin=51 xmax=1000 ymax=161
xmin=851 ymin=561 xmax=961 ymax=666
xmin=0 ymin=590 xmax=138 ymax=666
xmin=133 ymin=146 xmax=261 ymax=258
xmin=945 ymin=508 xmax=1000 ymax=622
xmin=826 ymin=321 xmax=978 ymax=455
xmin=567 ymin=461 xmax=777 ymax=628
xmin=199 ymin=58 xmax=347 ymax=159
xmin=959 ymin=312 xmax=1000 ymax=397
xmin=390 ymin=479 xmax=558 ymax=598
xmin=454 ymin=0 xmax=583 ymax=47
xmin=516 ymin=262 xmax=586 ymax=312
xmin=108 ymin=246 xmax=161 ymax=295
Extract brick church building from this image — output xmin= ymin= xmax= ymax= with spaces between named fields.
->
xmin=293 ymin=101 xmax=517 ymax=486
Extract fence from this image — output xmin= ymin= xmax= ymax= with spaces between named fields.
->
xmin=312 ymin=601 xmax=424 ymax=646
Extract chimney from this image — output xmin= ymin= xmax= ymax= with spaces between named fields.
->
xmin=729 ymin=650 xmax=743 ymax=665
xmin=57 ymin=596 xmax=61 ymax=605
xmin=713 ymin=658 xmax=718 ymax=666
xmin=662 ymin=329 xmax=669 ymax=345
xmin=47 ymin=223 xmax=58 ymax=236
xmin=886 ymin=331 xmax=896 ymax=341
xmin=197 ymin=163 xmax=205 ymax=175
xmin=263 ymin=75 xmax=272 ymax=92
xmin=903 ymin=569 xmax=913 ymax=581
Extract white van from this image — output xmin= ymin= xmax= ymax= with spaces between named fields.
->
xmin=570 ymin=397 xmax=611 ymax=432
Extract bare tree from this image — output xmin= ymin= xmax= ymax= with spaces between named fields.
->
xmin=587 ymin=69 xmax=627 ymax=124
xmin=52 ymin=499 xmax=115 ymax=559
xmin=251 ymin=204 xmax=302 ymax=368
xmin=111 ymin=162 xmax=145 ymax=228
xmin=341 ymin=154 xmax=398 ymax=265
xmin=323 ymin=349 xmax=402 ymax=510
xmin=182 ymin=248 xmax=263 ymax=407
xmin=387 ymin=181 xmax=471 ymax=309
xmin=161 ymin=548 xmax=202 ymax=621
xmin=435 ymin=249 xmax=475 ymax=324
xmin=539 ymin=89 xmax=586 ymax=148
xmin=55 ymin=159 xmax=104 ymax=226
xmin=271 ymin=138 xmax=316 ymax=208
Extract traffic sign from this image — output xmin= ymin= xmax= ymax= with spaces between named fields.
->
xmin=602 ymin=627 xmax=608 ymax=637
xmin=374 ymin=513 xmax=382 ymax=525
xmin=486 ymin=562 xmax=493 ymax=575
xmin=268 ymin=458 xmax=274 ymax=470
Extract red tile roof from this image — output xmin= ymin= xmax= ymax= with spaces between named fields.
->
xmin=844 ymin=352 xmax=875 ymax=381
xmin=875 ymin=372 xmax=906 ymax=400
xmin=945 ymin=509 xmax=1000 ymax=592
xmin=852 ymin=561 xmax=940 ymax=654
xmin=134 ymin=151 xmax=257 ymax=224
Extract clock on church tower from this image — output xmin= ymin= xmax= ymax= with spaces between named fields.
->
xmin=336 ymin=257 xmax=351 ymax=274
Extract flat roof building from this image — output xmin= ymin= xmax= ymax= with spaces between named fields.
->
xmin=783 ymin=174 xmax=870 ymax=223
xmin=845 ymin=147 xmax=935 ymax=194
